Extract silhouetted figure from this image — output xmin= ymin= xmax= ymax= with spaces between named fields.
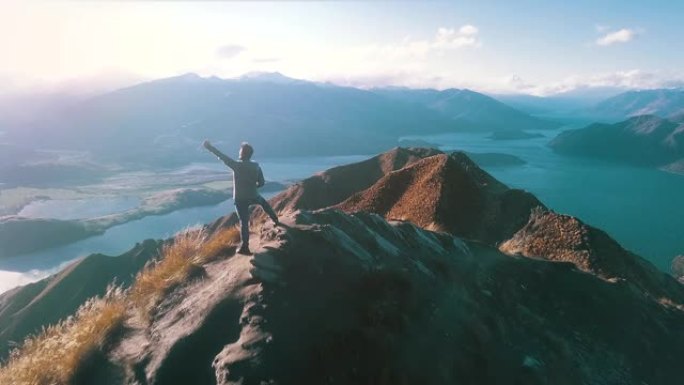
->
xmin=203 ymin=140 xmax=279 ymax=254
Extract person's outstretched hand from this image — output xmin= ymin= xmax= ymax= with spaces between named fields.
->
xmin=203 ymin=140 xmax=212 ymax=149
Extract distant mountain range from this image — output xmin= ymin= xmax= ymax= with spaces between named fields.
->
xmin=492 ymin=87 xmax=627 ymax=120
xmin=550 ymin=115 xmax=684 ymax=171
xmin=374 ymin=88 xmax=559 ymax=131
xmin=12 ymin=72 xmax=684 ymax=171
xmin=7 ymin=73 xmax=559 ymax=167
xmin=493 ymin=87 xmax=684 ymax=125
xmin=13 ymin=73 xmax=455 ymax=166
xmin=591 ymin=88 xmax=684 ymax=120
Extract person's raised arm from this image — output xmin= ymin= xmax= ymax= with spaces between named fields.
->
xmin=257 ymin=166 xmax=265 ymax=188
xmin=203 ymin=140 xmax=237 ymax=169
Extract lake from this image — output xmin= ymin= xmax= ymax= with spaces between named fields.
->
xmin=0 ymin=155 xmax=368 ymax=294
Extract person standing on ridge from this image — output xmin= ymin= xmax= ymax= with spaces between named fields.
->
xmin=203 ymin=140 xmax=279 ymax=254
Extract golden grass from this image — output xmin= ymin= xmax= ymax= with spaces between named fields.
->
xmin=0 ymin=287 xmax=126 ymax=385
xmin=199 ymin=226 xmax=240 ymax=260
xmin=0 ymin=226 xmax=240 ymax=383
xmin=129 ymin=226 xmax=239 ymax=320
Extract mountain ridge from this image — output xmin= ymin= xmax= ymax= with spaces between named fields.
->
xmin=591 ymin=88 xmax=684 ymax=120
xmin=549 ymin=115 xmax=684 ymax=167
xmin=213 ymin=147 xmax=683 ymax=303
xmin=1 ymin=148 xmax=682 ymax=385
xmin=374 ymin=87 xmax=560 ymax=131
xmin=11 ymin=75 xmax=462 ymax=166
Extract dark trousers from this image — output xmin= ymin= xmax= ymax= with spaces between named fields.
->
xmin=234 ymin=195 xmax=278 ymax=248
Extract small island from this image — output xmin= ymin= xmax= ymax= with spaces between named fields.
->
xmin=488 ymin=130 xmax=544 ymax=140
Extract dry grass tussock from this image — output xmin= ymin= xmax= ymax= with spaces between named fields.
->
xmin=130 ymin=226 xmax=239 ymax=319
xmin=0 ymin=287 xmax=126 ymax=385
xmin=0 ymin=225 xmax=240 ymax=384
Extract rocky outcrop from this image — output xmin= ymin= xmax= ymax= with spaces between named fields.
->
xmin=0 ymin=240 xmax=161 ymax=359
xmin=219 ymin=149 xmax=539 ymax=246
xmin=86 ymin=210 xmax=684 ymax=385
xmin=500 ymin=209 xmax=684 ymax=303
xmin=270 ymin=147 xmax=442 ymax=213
xmin=336 ymin=152 xmax=543 ymax=244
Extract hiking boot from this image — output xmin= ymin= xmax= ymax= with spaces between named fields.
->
xmin=237 ymin=245 xmax=252 ymax=255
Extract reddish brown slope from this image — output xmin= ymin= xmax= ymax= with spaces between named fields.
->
xmin=500 ymin=209 xmax=684 ymax=302
xmin=270 ymin=146 xmax=442 ymax=213
xmin=335 ymin=152 xmax=544 ymax=244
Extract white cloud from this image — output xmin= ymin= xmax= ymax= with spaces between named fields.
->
xmin=361 ymin=25 xmax=481 ymax=62
xmin=501 ymin=70 xmax=684 ymax=96
xmin=596 ymin=28 xmax=636 ymax=46
xmin=303 ymin=26 xmax=482 ymax=90
xmin=434 ymin=25 xmax=481 ymax=49
xmin=216 ymin=44 xmax=246 ymax=59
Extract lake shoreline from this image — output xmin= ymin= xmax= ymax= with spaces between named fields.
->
xmin=0 ymin=184 xmax=283 ymax=259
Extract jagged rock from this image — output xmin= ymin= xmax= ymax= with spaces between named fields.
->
xmin=95 ymin=210 xmax=684 ymax=385
xmin=500 ymin=208 xmax=684 ymax=303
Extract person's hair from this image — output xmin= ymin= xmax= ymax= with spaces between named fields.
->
xmin=240 ymin=142 xmax=254 ymax=160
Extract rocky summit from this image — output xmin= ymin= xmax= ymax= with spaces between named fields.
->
xmin=1 ymin=148 xmax=682 ymax=385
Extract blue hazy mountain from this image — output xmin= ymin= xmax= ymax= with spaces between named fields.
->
xmin=492 ymin=87 xmax=626 ymax=121
xmin=374 ymin=88 xmax=560 ymax=131
xmin=12 ymin=73 xmax=465 ymax=167
xmin=550 ymin=115 xmax=684 ymax=168
xmin=591 ymin=89 xmax=684 ymax=120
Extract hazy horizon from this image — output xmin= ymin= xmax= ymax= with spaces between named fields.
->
xmin=3 ymin=0 xmax=684 ymax=97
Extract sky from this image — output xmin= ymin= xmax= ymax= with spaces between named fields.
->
xmin=2 ymin=0 xmax=684 ymax=96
